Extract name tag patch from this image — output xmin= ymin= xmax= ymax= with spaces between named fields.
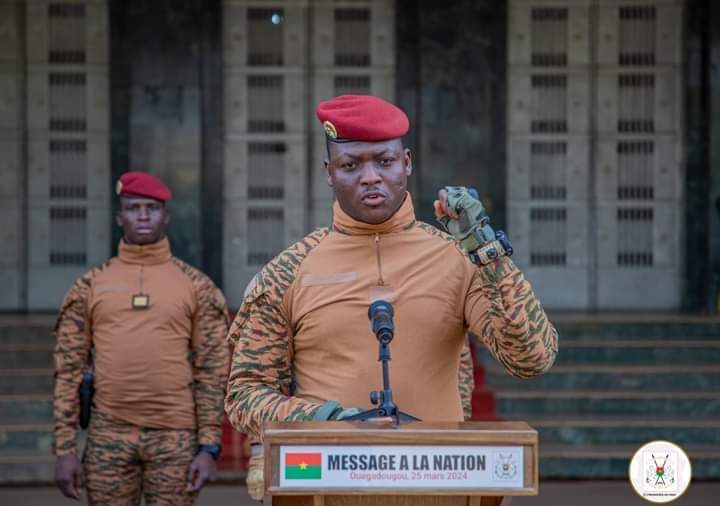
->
xmin=301 ymin=272 xmax=357 ymax=287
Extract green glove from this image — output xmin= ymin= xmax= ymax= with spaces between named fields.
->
xmin=331 ymin=407 xmax=362 ymax=420
xmin=438 ymin=186 xmax=496 ymax=253
xmin=313 ymin=401 xmax=361 ymax=421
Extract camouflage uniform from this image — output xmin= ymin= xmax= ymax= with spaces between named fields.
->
xmin=53 ymin=244 xmax=229 ymax=505
xmin=226 ymin=200 xmax=557 ymax=439
xmin=83 ymin=411 xmax=198 ymax=505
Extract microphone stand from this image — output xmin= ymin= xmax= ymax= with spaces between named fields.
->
xmin=344 ymin=311 xmax=419 ymax=425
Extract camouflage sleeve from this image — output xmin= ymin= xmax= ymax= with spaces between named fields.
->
xmin=53 ymin=275 xmax=92 ymax=456
xmin=458 ymin=339 xmax=474 ymax=420
xmin=225 ymin=231 xmax=330 ymax=440
xmin=190 ymin=275 xmax=231 ymax=446
xmin=225 ymin=281 xmax=322 ymax=441
xmin=465 ymin=256 xmax=558 ymax=378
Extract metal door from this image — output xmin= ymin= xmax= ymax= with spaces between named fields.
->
xmin=508 ymin=0 xmax=683 ymax=310
xmin=26 ymin=1 xmax=111 ymax=309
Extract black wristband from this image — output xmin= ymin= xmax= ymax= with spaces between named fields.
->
xmin=197 ymin=443 xmax=222 ymax=461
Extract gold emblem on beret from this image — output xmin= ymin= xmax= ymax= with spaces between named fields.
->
xmin=115 ymin=180 xmax=123 ymax=195
xmin=323 ymin=120 xmax=338 ymax=140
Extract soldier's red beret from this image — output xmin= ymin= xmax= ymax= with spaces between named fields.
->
xmin=116 ymin=171 xmax=172 ymax=202
xmin=315 ymin=95 xmax=409 ymax=142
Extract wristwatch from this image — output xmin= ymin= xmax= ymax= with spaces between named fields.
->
xmin=468 ymin=230 xmax=514 ymax=265
xmin=197 ymin=443 xmax=222 ymax=461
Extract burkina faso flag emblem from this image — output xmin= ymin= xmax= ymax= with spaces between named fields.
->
xmin=285 ymin=452 xmax=322 ymax=479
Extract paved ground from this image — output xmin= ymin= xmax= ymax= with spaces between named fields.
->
xmin=1 ymin=481 xmax=718 ymax=505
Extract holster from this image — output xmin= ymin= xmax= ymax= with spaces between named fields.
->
xmin=78 ymin=369 xmax=95 ymax=430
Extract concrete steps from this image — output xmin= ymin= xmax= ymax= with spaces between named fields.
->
xmin=0 ymin=450 xmax=56 ymax=483
xmin=0 ymin=369 xmax=55 ymax=395
xmin=480 ymin=320 xmax=720 ymax=478
xmin=495 ymin=390 xmax=720 ymax=416
xmin=0 ymin=395 xmax=53 ymax=424
xmin=556 ymin=340 xmax=720 ymax=364
xmin=485 ymin=363 xmax=720 ymax=390
xmin=539 ymin=445 xmax=720 ymax=478
xmin=0 ymin=321 xmax=56 ymax=484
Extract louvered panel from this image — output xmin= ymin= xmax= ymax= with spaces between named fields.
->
xmin=508 ymin=201 xmax=590 ymax=308
xmin=247 ymin=207 xmax=284 ymax=265
xmin=596 ymin=68 xmax=678 ymax=135
xmin=596 ymin=135 xmax=679 ymax=202
xmin=334 ymin=75 xmax=371 ymax=95
xmin=508 ymin=70 xmax=590 ymax=134
xmin=596 ymin=201 xmax=679 ymax=307
xmin=334 ymin=7 xmax=370 ymax=66
xmin=223 ymin=1 xmax=325 ymax=305
xmin=509 ymin=0 xmax=682 ymax=310
xmin=26 ymin=0 xmax=111 ymax=309
xmin=248 ymin=142 xmax=286 ymax=200
xmin=508 ymin=136 xmax=590 ymax=202
xmin=508 ymin=0 xmax=592 ymax=310
xmin=509 ymin=1 xmax=591 ymax=66
xmin=247 ymin=7 xmax=284 ymax=66
xmin=595 ymin=0 xmax=683 ymax=309
xmin=49 ymin=72 xmax=86 ymax=131
xmin=310 ymin=0 xmax=394 ymax=230
xmin=247 ymin=75 xmax=284 ymax=132
xmin=597 ymin=0 xmax=683 ymax=66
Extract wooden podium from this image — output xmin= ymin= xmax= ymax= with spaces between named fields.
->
xmin=262 ymin=421 xmax=538 ymax=506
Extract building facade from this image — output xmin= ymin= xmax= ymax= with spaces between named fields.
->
xmin=0 ymin=0 xmax=718 ymax=312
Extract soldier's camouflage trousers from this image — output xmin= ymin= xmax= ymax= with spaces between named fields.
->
xmin=83 ymin=410 xmax=198 ymax=506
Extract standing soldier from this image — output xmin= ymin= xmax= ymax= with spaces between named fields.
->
xmin=226 ymin=95 xmax=558 ymax=499
xmin=53 ymin=172 xmax=230 ymax=505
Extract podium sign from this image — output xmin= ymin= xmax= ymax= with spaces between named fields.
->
xmin=278 ymin=444 xmax=524 ymax=489
xmin=263 ymin=421 xmax=538 ymax=505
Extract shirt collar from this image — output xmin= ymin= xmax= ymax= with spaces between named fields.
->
xmin=118 ymin=236 xmax=172 ymax=265
xmin=332 ymin=192 xmax=415 ymax=235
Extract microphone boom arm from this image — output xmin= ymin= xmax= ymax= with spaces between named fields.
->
xmin=344 ymin=300 xmax=419 ymax=424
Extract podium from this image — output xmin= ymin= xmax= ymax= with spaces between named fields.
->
xmin=262 ymin=421 xmax=538 ymax=506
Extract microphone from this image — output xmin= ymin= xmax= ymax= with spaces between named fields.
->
xmin=368 ymin=300 xmax=394 ymax=343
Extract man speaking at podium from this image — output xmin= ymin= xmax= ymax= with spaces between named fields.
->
xmin=225 ymin=95 xmax=558 ymax=498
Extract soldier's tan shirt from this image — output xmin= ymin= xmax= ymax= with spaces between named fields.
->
xmin=53 ymin=238 xmax=229 ymax=456
xmin=226 ymin=194 xmax=558 ymax=439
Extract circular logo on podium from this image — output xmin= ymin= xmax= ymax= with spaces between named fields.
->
xmin=629 ymin=440 xmax=692 ymax=503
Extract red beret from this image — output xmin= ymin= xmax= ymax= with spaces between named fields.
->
xmin=316 ymin=95 xmax=409 ymax=142
xmin=116 ymin=171 xmax=172 ymax=202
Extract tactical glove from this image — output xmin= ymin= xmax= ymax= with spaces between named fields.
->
xmin=436 ymin=186 xmax=513 ymax=265
xmin=313 ymin=400 xmax=362 ymax=421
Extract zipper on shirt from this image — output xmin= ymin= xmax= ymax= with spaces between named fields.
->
xmin=374 ymin=233 xmax=385 ymax=286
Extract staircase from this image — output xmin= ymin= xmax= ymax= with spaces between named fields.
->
xmin=479 ymin=319 xmax=720 ymax=478
xmin=0 ymin=316 xmax=250 ymax=485
xmin=4 ymin=316 xmax=720 ymax=482
xmin=0 ymin=316 xmax=57 ymax=483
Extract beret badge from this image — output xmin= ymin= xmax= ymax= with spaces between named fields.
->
xmin=323 ymin=120 xmax=338 ymax=140
xmin=115 ymin=180 xmax=123 ymax=195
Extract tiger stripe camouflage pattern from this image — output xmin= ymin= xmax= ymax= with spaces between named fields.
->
xmin=226 ymin=221 xmax=557 ymax=440
xmin=226 ymin=229 xmax=331 ymax=438
xmin=53 ymin=257 xmax=229 ymax=456
xmin=53 ymin=264 xmax=107 ymax=456
xmin=170 ymin=257 xmax=231 ymax=445
xmin=415 ymin=220 xmax=558 ymax=378
xmin=458 ymin=339 xmax=474 ymax=420
xmin=83 ymin=410 xmax=198 ymax=505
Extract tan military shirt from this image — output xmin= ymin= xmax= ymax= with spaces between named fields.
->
xmin=53 ymin=238 xmax=229 ymax=456
xmin=226 ymin=194 xmax=558 ymax=439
